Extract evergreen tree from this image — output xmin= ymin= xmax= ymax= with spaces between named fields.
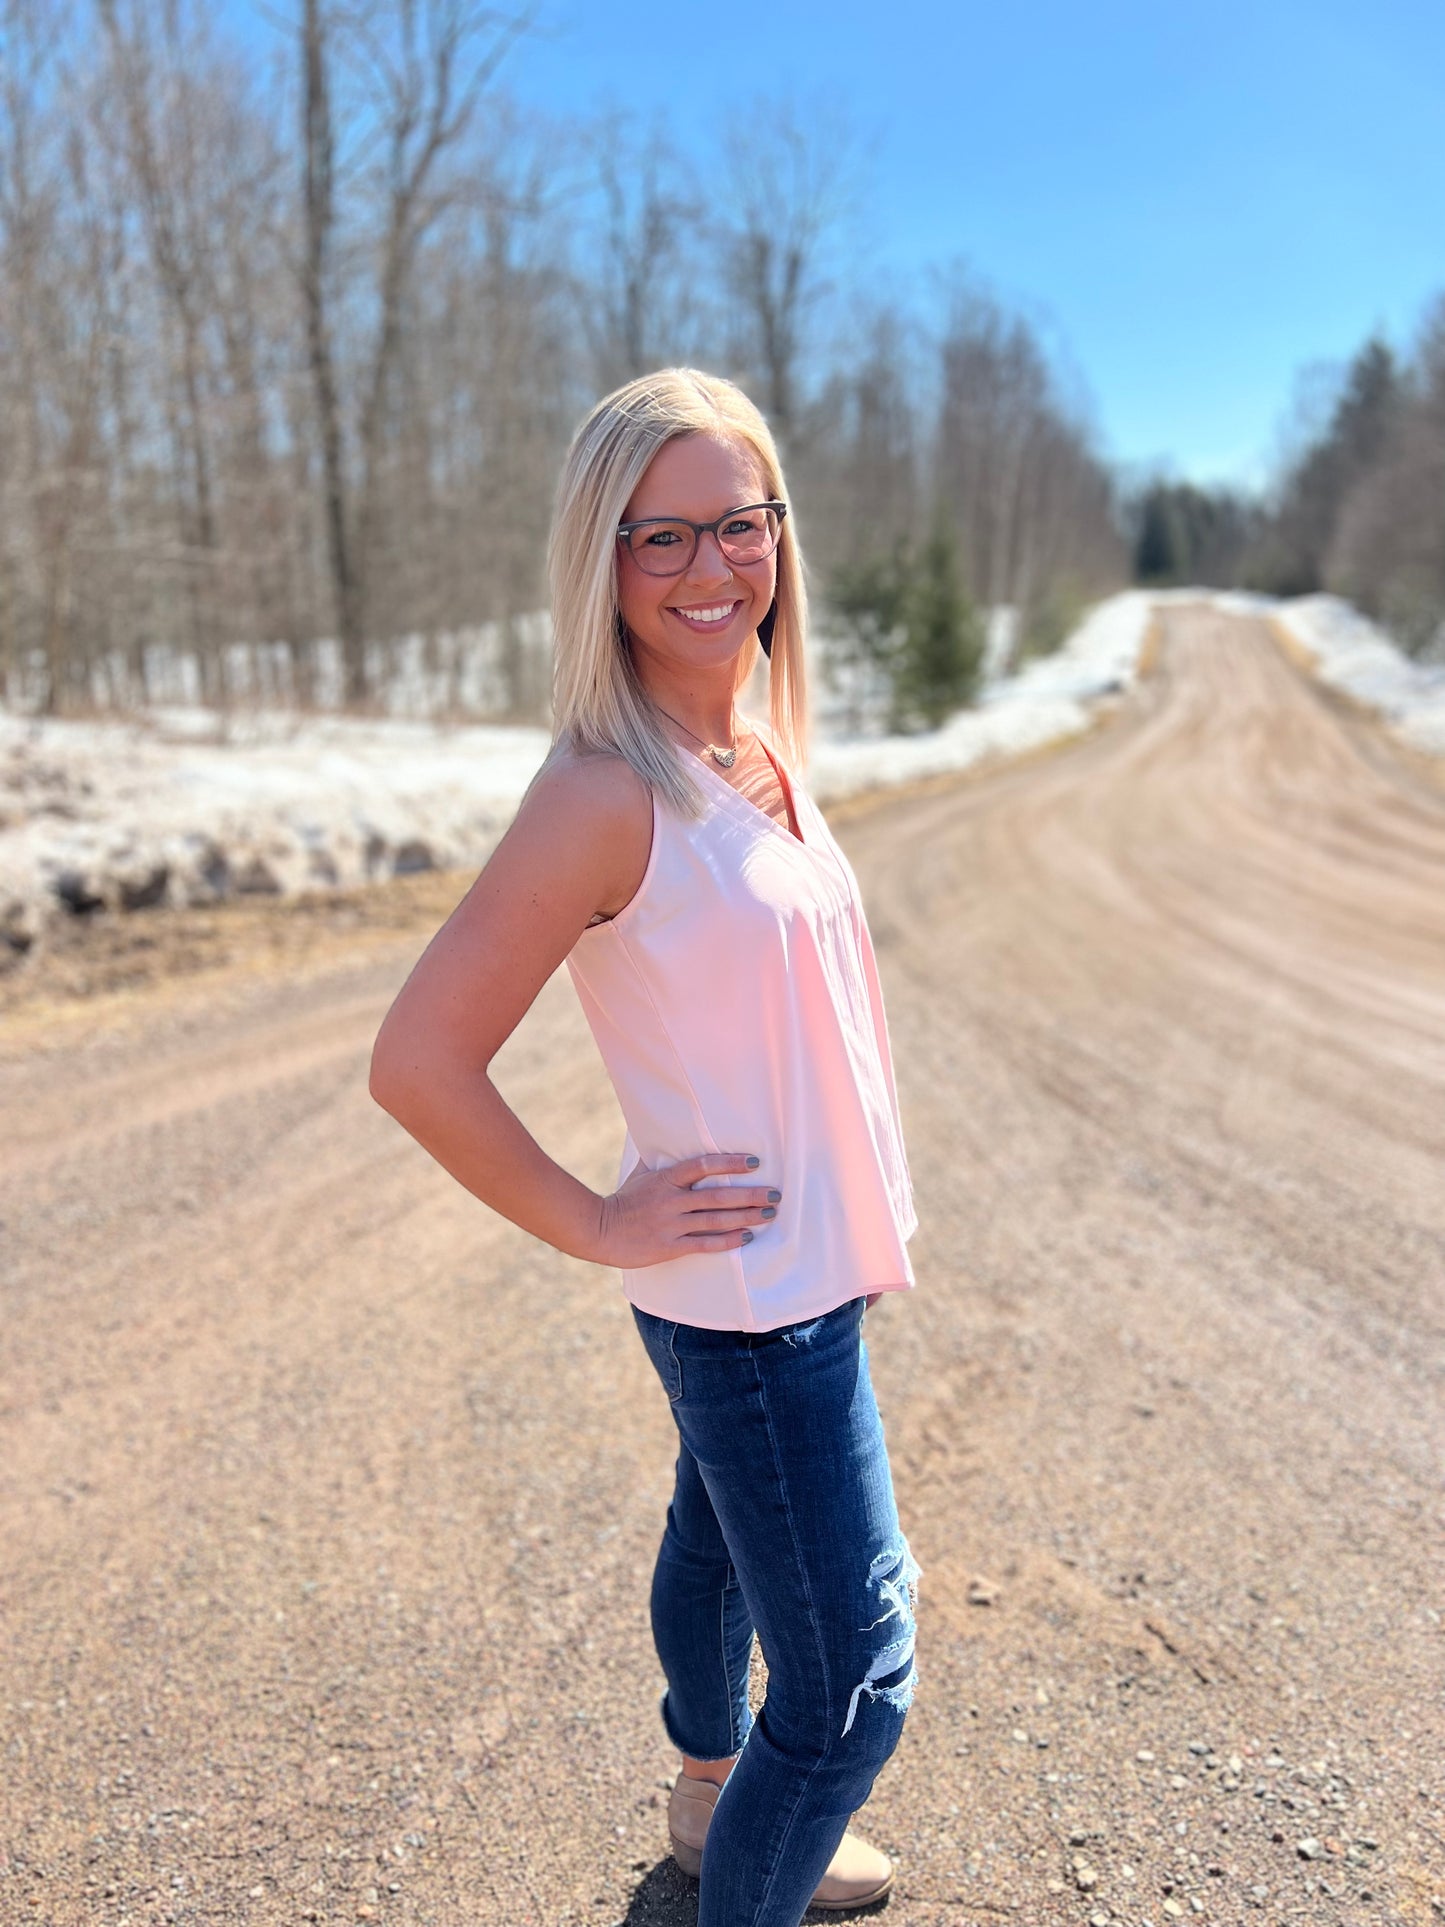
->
xmin=824 ymin=545 xmax=910 ymax=732
xmin=1247 ymin=337 xmax=1401 ymax=595
xmin=1131 ymin=481 xmax=1260 ymax=586
xmin=1134 ymin=489 xmax=1180 ymax=583
xmin=892 ymin=526 xmax=984 ymax=731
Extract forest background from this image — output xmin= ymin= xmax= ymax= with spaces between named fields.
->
xmin=1 ymin=0 xmax=1441 ymax=730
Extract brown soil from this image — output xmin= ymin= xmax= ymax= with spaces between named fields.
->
xmin=1 ymin=605 xmax=1442 ymax=1926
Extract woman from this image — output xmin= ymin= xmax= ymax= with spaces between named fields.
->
xmin=369 ymin=367 xmax=921 ymax=1927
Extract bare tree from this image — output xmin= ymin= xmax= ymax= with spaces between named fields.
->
xmin=930 ymin=280 xmax=1121 ymax=631
xmin=0 ymin=0 xmax=60 ymax=705
xmin=300 ymin=0 xmax=354 ymax=698
xmin=716 ymin=103 xmax=855 ymax=450
xmin=797 ymin=302 xmax=921 ymax=585
xmin=0 ymin=0 xmax=117 ymax=713
xmin=578 ymin=115 xmax=709 ymax=392
xmin=298 ymin=0 xmax=535 ymax=706
xmin=934 ymin=285 xmax=1053 ymax=605
xmin=0 ymin=13 xmax=1142 ymax=726
xmin=98 ymin=0 xmax=294 ymax=708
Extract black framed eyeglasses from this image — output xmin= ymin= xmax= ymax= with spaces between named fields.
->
xmin=617 ymin=500 xmax=787 ymax=577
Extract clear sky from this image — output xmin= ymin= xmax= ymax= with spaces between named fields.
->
xmin=233 ymin=0 xmax=1445 ymax=489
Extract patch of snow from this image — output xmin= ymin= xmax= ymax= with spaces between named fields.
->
xmin=0 ymin=715 xmax=552 ymax=950
xmin=983 ymin=605 xmax=1020 ymax=682
xmin=0 ymin=591 xmax=1158 ymax=955
xmin=1267 ymin=595 xmax=1445 ymax=758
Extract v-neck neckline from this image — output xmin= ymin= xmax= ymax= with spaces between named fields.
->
xmin=688 ymin=724 xmax=809 ymax=849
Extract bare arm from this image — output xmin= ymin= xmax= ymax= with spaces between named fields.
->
xmin=367 ymin=750 xmax=779 ymax=1265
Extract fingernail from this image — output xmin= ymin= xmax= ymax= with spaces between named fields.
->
xmin=741 ymin=1230 xmax=754 ymax=1243
xmin=766 ymin=1189 xmax=781 ymax=1203
xmin=745 ymin=1155 xmax=760 ymax=1168
xmin=761 ymin=1206 xmax=776 ymax=1219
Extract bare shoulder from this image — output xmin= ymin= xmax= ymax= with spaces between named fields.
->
xmin=525 ymin=739 xmax=652 ymax=820
xmin=369 ymin=743 xmax=656 ymax=1087
xmin=517 ymin=742 xmax=654 ymax=919
xmin=521 ymin=743 xmax=653 ymax=857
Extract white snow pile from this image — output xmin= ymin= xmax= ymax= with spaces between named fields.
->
xmin=0 ymin=589 xmax=1157 ymax=957
xmin=1264 ymin=595 xmax=1445 ymax=758
xmin=0 ymin=716 xmax=553 ymax=954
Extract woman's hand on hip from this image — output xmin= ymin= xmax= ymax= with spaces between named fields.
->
xmin=592 ymin=1151 xmax=779 ymax=1268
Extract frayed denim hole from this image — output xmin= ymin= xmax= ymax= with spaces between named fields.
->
xmin=841 ymin=1538 xmax=923 ymax=1737
xmin=780 ymin=1315 xmax=827 ymax=1348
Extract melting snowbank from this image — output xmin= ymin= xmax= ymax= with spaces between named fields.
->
xmin=1264 ymin=595 xmax=1445 ymax=758
xmin=0 ymin=590 xmax=1158 ymax=955
xmin=0 ymin=718 xmax=552 ymax=950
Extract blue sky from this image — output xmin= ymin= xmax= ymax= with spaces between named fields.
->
xmin=232 ymin=0 xmax=1444 ymax=489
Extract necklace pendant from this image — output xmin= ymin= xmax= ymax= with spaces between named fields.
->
xmin=709 ymin=745 xmax=737 ymax=768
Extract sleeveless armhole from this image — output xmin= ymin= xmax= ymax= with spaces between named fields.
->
xmin=576 ymin=778 xmax=661 ymax=942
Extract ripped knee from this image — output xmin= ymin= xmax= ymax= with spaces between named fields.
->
xmin=841 ymin=1539 xmax=922 ymax=1737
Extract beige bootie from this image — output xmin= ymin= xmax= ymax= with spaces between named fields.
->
xmin=667 ymin=1772 xmax=895 ymax=1909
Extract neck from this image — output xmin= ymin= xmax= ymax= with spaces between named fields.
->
xmin=637 ymin=662 xmax=742 ymax=746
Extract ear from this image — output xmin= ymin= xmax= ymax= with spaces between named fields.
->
xmin=758 ymin=599 xmax=777 ymax=659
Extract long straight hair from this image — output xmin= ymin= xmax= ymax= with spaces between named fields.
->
xmin=543 ymin=367 xmax=809 ymax=818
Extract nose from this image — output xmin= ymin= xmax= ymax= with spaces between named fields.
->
xmin=683 ymin=529 xmax=735 ymax=588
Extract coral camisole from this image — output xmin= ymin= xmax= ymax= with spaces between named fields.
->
xmin=564 ymin=719 xmax=917 ymax=1333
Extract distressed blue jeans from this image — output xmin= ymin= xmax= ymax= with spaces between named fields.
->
xmin=631 ymin=1294 xmax=920 ymax=1927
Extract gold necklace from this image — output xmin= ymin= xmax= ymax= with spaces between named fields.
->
xmin=653 ymin=702 xmax=742 ymax=769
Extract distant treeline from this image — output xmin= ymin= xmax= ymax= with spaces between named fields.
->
xmin=1128 ymin=309 xmax=1445 ymax=659
xmin=0 ymin=1 xmax=1125 ymax=719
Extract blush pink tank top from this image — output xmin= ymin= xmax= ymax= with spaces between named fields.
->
xmin=564 ymin=719 xmax=917 ymax=1332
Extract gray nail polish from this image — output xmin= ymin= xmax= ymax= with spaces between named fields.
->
xmin=761 ymin=1206 xmax=776 ymax=1219
xmin=766 ymin=1189 xmax=781 ymax=1203
xmin=741 ymin=1230 xmax=754 ymax=1243
xmin=745 ymin=1155 xmax=760 ymax=1168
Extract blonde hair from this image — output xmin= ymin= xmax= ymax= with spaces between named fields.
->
xmin=543 ymin=367 xmax=809 ymax=817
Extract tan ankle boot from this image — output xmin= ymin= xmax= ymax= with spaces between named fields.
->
xmin=666 ymin=1773 xmax=895 ymax=1909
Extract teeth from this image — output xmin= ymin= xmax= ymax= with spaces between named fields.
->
xmin=675 ymin=603 xmax=735 ymax=623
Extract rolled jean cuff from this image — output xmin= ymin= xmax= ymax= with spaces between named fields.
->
xmin=659 ymin=1686 xmax=754 ymax=1763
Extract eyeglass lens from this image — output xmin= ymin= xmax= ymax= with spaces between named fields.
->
xmin=626 ymin=507 xmax=780 ymax=575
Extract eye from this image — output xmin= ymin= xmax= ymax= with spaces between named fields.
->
xmin=724 ymin=513 xmax=762 ymax=535
xmin=643 ymin=527 xmax=682 ymax=547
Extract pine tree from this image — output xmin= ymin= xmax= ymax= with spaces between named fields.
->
xmin=1249 ymin=336 xmax=1401 ymax=596
xmin=892 ymin=526 xmax=984 ymax=731
xmin=824 ymin=547 xmax=910 ymax=731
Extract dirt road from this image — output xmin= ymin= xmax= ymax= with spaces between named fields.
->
xmin=2 ymin=605 xmax=1442 ymax=1926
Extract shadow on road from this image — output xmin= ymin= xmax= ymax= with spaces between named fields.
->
xmin=617 ymin=1859 xmax=696 ymax=1924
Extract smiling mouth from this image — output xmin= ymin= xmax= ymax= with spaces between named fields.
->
xmin=671 ymin=600 xmax=742 ymax=626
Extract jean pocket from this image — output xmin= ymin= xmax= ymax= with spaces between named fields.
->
xmin=632 ymin=1308 xmax=684 ymax=1404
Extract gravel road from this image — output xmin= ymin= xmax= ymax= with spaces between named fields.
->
xmin=1 ymin=604 xmax=1441 ymax=1927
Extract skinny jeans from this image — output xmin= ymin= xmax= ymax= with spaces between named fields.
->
xmin=630 ymin=1293 xmax=920 ymax=1927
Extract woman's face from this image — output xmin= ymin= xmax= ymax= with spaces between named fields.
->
xmin=616 ymin=431 xmax=777 ymax=679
